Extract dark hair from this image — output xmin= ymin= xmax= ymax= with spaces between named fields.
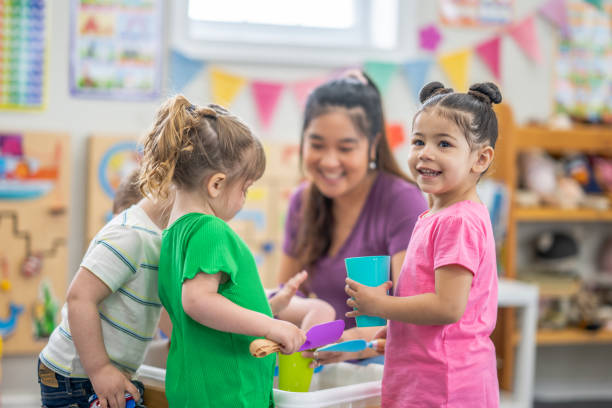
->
xmin=416 ymin=81 xmax=502 ymax=149
xmin=112 ymin=168 xmax=142 ymax=214
xmin=295 ymin=73 xmax=411 ymax=269
xmin=138 ymin=95 xmax=265 ymax=198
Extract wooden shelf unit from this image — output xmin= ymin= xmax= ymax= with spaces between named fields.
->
xmin=515 ymin=207 xmax=612 ymax=222
xmin=537 ymin=328 xmax=612 ymax=345
xmin=514 ymin=125 xmax=612 ymax=153
xmin=492 ymin=104 xmax=612 ymax=391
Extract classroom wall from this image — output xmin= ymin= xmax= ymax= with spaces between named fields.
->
xmin=1 ymin=0 xmax=596 ymax=403
xmin=2 ymin=0 xmax=559 ymax=284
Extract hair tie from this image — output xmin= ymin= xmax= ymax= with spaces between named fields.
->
xmin=200 ymin=107 xmax=219 ymax=119
xmin=342 ymin=69 xmax=369 ymax=85
xmin=433 ymin=88 xmax=453 ymax=97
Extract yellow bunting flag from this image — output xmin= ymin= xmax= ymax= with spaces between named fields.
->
xmin=210 ymin=68 xmax=247 ymax=108
xmin=437 ymin=49 xmax=471 ymax=92
xmin=246 ymin=187 xmax=267 ymax=202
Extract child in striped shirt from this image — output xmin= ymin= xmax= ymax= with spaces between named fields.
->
xmin=38 ymin=171 xmax=172 ymax=408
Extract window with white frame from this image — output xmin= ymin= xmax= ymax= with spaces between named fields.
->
xmin=171 ymin=0 xmax=415 ymax=65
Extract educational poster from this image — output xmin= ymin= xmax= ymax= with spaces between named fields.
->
xmin=86 ymin=135 xmax=139 ymax=243
xmin=69 ymin=0 xmax=163 ymax=100
xmin=86 ymin=136 xmax=303 ymax=287
xmin=0 ymin=131 xmax=70 ymax=354
xmin=0 ymin=0 xmax=46 ymax=110
xmin=555 ymin=0 xmax=611 ymax=123
xmin=439 ymin=0 xmax=514 ymax=26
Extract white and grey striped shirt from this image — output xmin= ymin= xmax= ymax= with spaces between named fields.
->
xmin=40 ymin=205 xmax=162 ymax=378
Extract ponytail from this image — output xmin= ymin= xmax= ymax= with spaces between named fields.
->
xmin=139 ymin=96 xmax=265 ymax=199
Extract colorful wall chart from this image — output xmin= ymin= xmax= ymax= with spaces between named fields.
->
xmin=555 ymin=0 xmax=611 ymax=123
xmin=0 ymin=131 xmax=70 ymax=355
xmin=439 ymin=0 xmax=514 ymax=26
xmin=0 ymin=0 xmax=46 ymax=110
xmin=70 ymin=0 xmax=162 ymax=100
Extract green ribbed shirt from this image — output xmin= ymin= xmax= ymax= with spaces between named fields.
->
xmin=159 ymin=213 xmax=275 ymax=407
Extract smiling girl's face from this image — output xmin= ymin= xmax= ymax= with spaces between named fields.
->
xmin=408 ymin=109 xmax=482 ymax=207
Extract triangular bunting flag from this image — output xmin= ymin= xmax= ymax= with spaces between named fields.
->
xmin=475 ymin=36 xmax=501 ymax=81
xmin=584 ymin=0 xmax=604 ymax=11
xmin=386 ymin=123 xmax=405 ymax=151
xmin=507 ymin=15 xmax=542 ymax=63
xmin=538 ymin=0 xmax=570 ymax=37
xmin=169 ymin=49 xmax=205 ymax=92
xmin=419 ymin=24 xmax=442 ymax=52
xmin=210 ymin=68 xmax=247 ymax=108
xmin=403 ymin=59 xmax=432 ymax=102
xmin=363 ymin=61 xmax=397 ymax=94
xmin=252 ymin=81 xmax=284 ymax=130
xmin=437 ymin=49 xmax=471 ymax=92
xmin=292 ymin=77 xmax=327 ymax=110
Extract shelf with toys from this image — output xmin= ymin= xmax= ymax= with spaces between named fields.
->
xmin=492 ymin=104 xmax=612 ymax=392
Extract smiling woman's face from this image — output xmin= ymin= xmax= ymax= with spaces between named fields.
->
xmin=302 ymin=109 xmax=372 ymax=200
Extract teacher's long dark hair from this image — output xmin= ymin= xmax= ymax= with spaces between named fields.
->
xmin=295 ymin=73 xmax=413 ymax=270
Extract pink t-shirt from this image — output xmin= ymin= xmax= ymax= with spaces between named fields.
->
xmin=383 ymin=200 xmax=499 ymax=408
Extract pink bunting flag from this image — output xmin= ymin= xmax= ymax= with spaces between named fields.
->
xmin=252 ymin=81 xmax=284 ymax=130
xmin=475 ymin=36 xmax=501 ymax=81
xmin=507 ymin=15 xmax=542 ymax=63
xmin=292 ymin=77 xmax=327 ymax=110
xmin=538 ymin=0 xmax=570 ymax=37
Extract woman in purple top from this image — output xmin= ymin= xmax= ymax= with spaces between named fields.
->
xmin=278 ymin=72 xmax=428 ymax=365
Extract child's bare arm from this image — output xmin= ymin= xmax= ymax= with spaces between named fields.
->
xmin=182 ymin=272 xmax=306 ymax=354
xmin=346 ymin=264 xmax=473 ymax=325
xmin=67 ymin=267 xmax=140 ymax=408
xmin=268 ymin=270 xmax=308 ymax=316
xmin=275 ymin=297 xmax=335 ymax=331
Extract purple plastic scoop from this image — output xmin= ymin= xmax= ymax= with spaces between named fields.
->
xmin=298 ymin=319 xmax=345 ymax=351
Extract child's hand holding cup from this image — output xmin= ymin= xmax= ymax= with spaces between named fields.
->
xmin=344 ymin=255 xmax=391 ymax=327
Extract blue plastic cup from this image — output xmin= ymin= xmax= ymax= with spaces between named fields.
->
xmin=345 ymin=255 xmax=390 ymax=327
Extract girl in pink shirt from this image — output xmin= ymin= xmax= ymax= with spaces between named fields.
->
xmin=345 ymin=81 xmax=502 ymax=407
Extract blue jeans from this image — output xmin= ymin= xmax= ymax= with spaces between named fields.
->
xmin=37 ymin=359 xmax=146 ymax=408
xmin=38 ymin=359 xmax=94 ymax=408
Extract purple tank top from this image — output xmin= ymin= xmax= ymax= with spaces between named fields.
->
xmin=283 ymin=172 xmax=427 ymax=328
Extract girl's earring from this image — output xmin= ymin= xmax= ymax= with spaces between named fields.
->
xmin=369 ymin=161 xmax=377 ymax=170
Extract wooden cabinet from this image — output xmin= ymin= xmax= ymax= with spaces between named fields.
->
xmin=492 ymin=104 xmax=612 ymax=390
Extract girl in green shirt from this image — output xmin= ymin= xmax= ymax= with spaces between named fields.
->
xmin=139 ymin=96 xmax=307 ymax=407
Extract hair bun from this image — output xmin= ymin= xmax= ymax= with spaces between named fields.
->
xmin=468 ymin=83 xmax=502 ymax=105
xmin=419 ymin=81 xmax=453 ymax=103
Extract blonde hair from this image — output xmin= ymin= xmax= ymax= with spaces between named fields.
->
xmin=138 ymin=95 xmax=265 ymax=198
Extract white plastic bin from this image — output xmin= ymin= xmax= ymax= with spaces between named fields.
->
xmin=273 ymin=362 xmax=383 ymax=408
xmin=137 ymin=358 xmax=383 ymax=408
